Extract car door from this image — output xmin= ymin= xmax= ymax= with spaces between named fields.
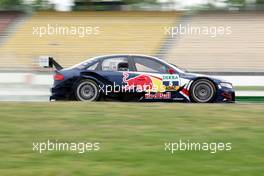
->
xmin=127 ymin=56 xmax=181 ymax=100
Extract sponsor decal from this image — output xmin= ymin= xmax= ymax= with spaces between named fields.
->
xmin=145 ymin=92 xmax=171 ymax=100
xmin=123 ymin=73 xmax=181 ymax=93
xmin=162 ymin=75 xmax=179 ymax=81
xmin=162 ymin=74 xmax=180 ymax=90
xmin=164 ymin=85 xmax=180 ymax=91
xmin=123 ymin=72 xmax=165 ymax=92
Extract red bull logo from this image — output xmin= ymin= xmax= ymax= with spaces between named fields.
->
xmin=123 ymin=72 xmax=164 ymax=92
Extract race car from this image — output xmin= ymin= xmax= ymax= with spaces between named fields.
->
xmin=39 ymin=54 xmax=235 ymax=103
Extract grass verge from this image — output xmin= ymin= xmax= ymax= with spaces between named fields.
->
xmin=0 ymin=102 xmax=263 ymax=176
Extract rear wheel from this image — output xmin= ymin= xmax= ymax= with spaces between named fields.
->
xmin=75 ymin=79 xmax=100 ymax=101
xmin=190 ymin=79 xmax=216 ymax=103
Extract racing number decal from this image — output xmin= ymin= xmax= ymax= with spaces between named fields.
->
xmin=162 ymin=74 xmax=180 ymax=91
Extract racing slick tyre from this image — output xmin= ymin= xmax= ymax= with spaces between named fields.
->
xmin=74 ymin=79 xmax=100 ymax=101
xmin=190 ymin=79 xmax=216 ymax=103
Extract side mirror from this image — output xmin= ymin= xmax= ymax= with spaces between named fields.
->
xmin=118 ymin=62 xmax=129 ymax=71
xmin=168 ymin=68 xmax=175 ymax=74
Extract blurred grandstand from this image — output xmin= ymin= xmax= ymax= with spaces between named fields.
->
xmin=165 ymin=11 xmax=264 ymax=73
xmin=0 ymin=11 xmax=178 ymax=70
xmin=0 ymin=10 xmax=263 ymax=73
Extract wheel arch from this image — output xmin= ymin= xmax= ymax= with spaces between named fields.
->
xmin=72 ymin=72 xmax=112 ymax=97
xmin=190 ymin=77 xmax=218 ymax=89
xmin=80 ymin=71 xmax=112 ymax=86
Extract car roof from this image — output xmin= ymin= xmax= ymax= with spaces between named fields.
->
xmin=92 ymin=54 xmax=166 ymax=63
xmin=93 ymin=54 xmax=159 ymax=59
xmin=75 ymin=54 xmax=162 ymax=66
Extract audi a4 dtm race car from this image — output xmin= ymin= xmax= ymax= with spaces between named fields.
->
xmin=40 ymin=54 xmax=235 ymax=103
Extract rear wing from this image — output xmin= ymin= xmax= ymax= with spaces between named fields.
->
xmin=39 ymin=56 xmax=63 ymax=70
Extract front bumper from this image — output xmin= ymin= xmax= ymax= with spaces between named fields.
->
xmin=215 ymin=87 xmax=235 ymax=103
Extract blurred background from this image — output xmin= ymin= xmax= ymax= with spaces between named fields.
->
xmin=0 ymin=0 xmax=264 ymax=101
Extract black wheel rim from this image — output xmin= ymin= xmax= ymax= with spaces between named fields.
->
xmin=77 ymin=82 xmax=97 ymax=101
xmin=193 ymin=82 xmax=214 ymax=102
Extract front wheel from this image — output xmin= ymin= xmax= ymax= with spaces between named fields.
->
xmin=74 ymin=79 xmax=100 ymax=101
xmin=190 ymin=79 xmax=216 ymax=103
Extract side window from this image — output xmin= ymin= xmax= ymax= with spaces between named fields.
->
xmin=86 ymin=62 xmax=99 ymax=70
xmin=101 ymin=57 xmax=128 ymax=71
xmin=134 ymin=57 xmax=168 ymax=73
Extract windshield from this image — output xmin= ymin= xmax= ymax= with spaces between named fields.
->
xmin=168 ymin=63 xmax=186 ymax=73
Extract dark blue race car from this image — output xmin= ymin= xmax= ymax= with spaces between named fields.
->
xmin=40 ymin=54 xmax=235 ymax=103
